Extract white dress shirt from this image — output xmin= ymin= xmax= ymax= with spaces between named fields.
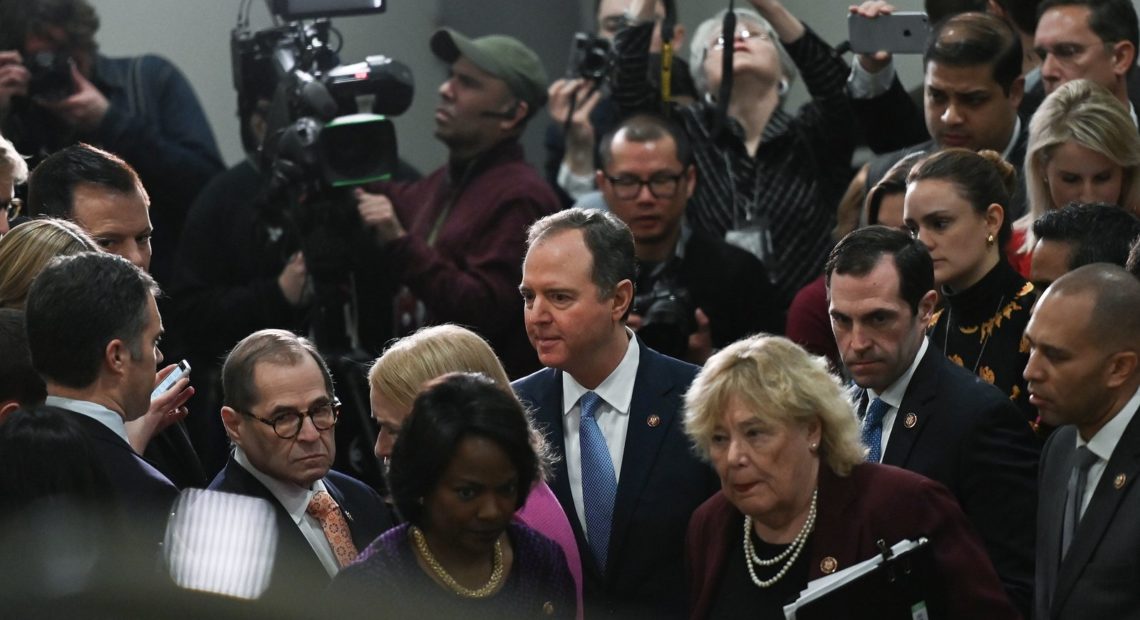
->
xmin=1074 ymin=385 xmax=1140 ymax=518
xmin=865 ymin=338 xmax=930 ymax=461
xmin=233 ymin=447 xmax=340 ymax=577
xmin=561 ymin=329 xmax=640 ymax=536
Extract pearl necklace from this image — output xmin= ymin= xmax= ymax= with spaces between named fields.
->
xmin=410 ymin=525 xmax=505 ymax=598
xmin=742 ymin=489 xmax=818 ymax=588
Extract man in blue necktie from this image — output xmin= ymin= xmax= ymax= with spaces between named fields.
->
xmin=825 ymin=225 xmax=1039 ymax=616
xmin=513 ymin=207 xmax=718 ymax=619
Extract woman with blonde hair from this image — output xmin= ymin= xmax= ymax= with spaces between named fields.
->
xmin=1013 ymin=79 xmax=1140 ymax=273
xmin=0 ymin=218 xmax=97 ymax=309
xmin=367 ymin=324 xmax=582 ymax=618
xmin=683 ymin=335 xmax=1017 ymax=619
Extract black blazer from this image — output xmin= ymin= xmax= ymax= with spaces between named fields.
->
xmin=512 ymin=341 xmax=719 ymax=619
xmin=856 ymin=346 xmax=1040 ymax=616
xmin=1036 ymin=410 xmax=1140 ymax=620
xmin=208 ymin=456 xmax=394 ymax=603
xmin=48 ymin=405 xmax=179 ymax=545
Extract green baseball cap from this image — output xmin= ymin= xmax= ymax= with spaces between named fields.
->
xmin=430 ymin=28 xmax=549 ymax=111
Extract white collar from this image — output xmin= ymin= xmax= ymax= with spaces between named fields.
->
xmin=1000 ymin=115 xmax=1022 ymax=163
xmin=234 ymin=447 xmax=328 ymax=525
xmin=562 ymin=328 xmax=640 ymax=416
xmin=1078 ymin=385 xmax=1140 ymax=462
xmin=44 ymin=395 xmax=130 ymax=446
xmin=868 ymin=337 xmax=930 ymax=409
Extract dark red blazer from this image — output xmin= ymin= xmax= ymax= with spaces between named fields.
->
xmin=685 ymin=463 xmax=1021 ymax=619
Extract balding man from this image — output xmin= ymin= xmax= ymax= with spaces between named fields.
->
xmin=1025 ymin=264 xmax=1140 ymax=619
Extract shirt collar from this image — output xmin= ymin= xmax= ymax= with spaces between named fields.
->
xmin=868 ymin=337 xmax=929 ymax=409
xmin=562 ymin=328 xmax=640 ymax=416
xmin=1000 ymin=115 xmax=1022 ymax=163
xmin=44 ymin=395 xmax=130 ymax=445
xmin=1079 ymin=385 xmax=1140 ymax=462
xmin=233 ymin=446 xmax=328 ymax=525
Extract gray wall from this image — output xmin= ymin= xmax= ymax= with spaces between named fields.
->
xmin=89 ymin=0 xmax=1140 ymax=172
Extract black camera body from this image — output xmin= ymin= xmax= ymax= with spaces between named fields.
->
xmin=633 ymin=282 xmax=695 ymax=360
xmin=25 ymin=51 xmax=75 ymax=102
xmin=567 ymin=32 xmax=613 ymax=81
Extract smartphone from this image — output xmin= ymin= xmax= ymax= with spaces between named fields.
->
xmin=848 ymin=12 xmax=931 ymax=55
xmin=152 ymin=360 xmax=191 ymax=400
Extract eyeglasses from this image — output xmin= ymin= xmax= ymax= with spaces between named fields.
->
xmin=2 ymin=197 xmax=21 ymax=220
xmin=604 ymin=171 xmax=685 ymax=200
xmin=711 ymin=27 xmax=771 ymax=51
xmin=240 ymin=399 xmax=340 ymax=439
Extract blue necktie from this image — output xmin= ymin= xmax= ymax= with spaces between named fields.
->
xmin=579 ymin=391 xmax=617 ymax=572
xmin=862 ymin=397 xmax=890 ymax=463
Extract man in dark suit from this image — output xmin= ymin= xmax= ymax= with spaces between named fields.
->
xmin=826 ymin=226 xmax=1040 ymax=616
xmin=1025 ymin=264 xmax=1140 ymax=620
xmin=596 ymin=113 xmax=783 ymax=364
xmin=851 ymin=13 xmax=1029 ymax=217
xmin=514 ymin=207 xmax=718 ymax=619
xmin=24 ymin=252 xmax=179 ymax=544
xmin=208 ymin=329 xmax=392 ymax=602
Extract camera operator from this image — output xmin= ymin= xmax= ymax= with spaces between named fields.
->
xmin=545 ymin=0 xmax=694 ymax=208
xmin=355 ymin=28 xmax=560 ymax=378
xmin=599 ymin=114 xmax=783 ymax=364
xmin=0 ymin=0 xmax=224 ymax=285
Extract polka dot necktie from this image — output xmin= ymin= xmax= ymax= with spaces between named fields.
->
xmin=579 ymin=391 xmax=617 ymax=572
xmin=307 ymin=490 xmax=359 ymax=568
xmin=861 ymin=397 xmax=890 ymax=463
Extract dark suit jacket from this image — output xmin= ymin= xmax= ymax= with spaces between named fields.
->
xmin=856 ymin=346 xmax=1040 ymax=617
xmin=1036 ymin=410 xmax=1140 ymax=620
xmin=680 ymin=230 xmax=785 ymax=342
xmin=208 ymin=456 xmax=394 ymax=603
xmin=49 ymin=405 xmax=179 ymax=545
xmin=512 ymin=341 xmax=719 ymax=619
xmin=687 ymin=464 xmax=1019 ymax=619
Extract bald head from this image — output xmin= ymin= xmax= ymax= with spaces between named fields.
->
xmin=1046 ymin=263 xmax=1140 ymax=348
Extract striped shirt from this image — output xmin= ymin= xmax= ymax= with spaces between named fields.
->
xmin=612 ymin=22 xmax=855 ymax=301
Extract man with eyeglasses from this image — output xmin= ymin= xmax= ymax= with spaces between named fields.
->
xmin=1029 ymin=0 xmax=1140 ymax=119
xmin=0 ymin=131 xmax=27 ymax=236
xmin=210 ymin=329 xmax=392 ymax=599
xmin=596 ymin=114 xmax=783 ymax=364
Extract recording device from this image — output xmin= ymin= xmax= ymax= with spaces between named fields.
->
xmin=269 ymin=0 xmax=386 ymax=20
xmin=152 ymin=360 xmax=191 ymax=401
xmin=24 ymin=51 xmax=75 ymax=102
xmin=566 ymin=33 xmax=613 ymax=81
xmin=633 ymin=280 xmax=696 ymax=361
xmin=848 ymin=12 xmax=931 ymax=55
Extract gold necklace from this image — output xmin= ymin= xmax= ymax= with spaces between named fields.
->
xmin=410 ymin=525 xmax=505 ymax=598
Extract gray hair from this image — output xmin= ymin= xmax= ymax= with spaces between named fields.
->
xmin=526 ymin=207 xmax=635 ymax=299
xmin=0 ymin=132 xmax=27 ymax=184
xmin=688 ymin=8 xmax=797 ymax=99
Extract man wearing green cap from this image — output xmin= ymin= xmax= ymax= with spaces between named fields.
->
xmin=355 ymin=29 xmax=559 ymax=378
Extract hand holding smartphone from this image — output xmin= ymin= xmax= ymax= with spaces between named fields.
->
xmin=152 ymin=360 xmax=191 ymax=401
xmin=848 ymin=11 xmax=931 ymax=55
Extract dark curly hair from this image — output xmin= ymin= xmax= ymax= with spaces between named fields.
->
xmin=0 ymin=0 xmax=99 ymax=56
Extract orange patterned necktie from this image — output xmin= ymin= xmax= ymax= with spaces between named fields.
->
xmin=307 ymin=490 xmax=359 ymax=568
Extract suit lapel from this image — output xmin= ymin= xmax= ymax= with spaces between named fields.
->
xmin=1038 ymin=429 xmax=1074 ymax=612
xmin=608 ymin=344 xmax=676 ymax=571
xmin=1052 ymin=413 xmax=1140 ymax=612
xmin=882 ymin=349 xmax=939 ymax=466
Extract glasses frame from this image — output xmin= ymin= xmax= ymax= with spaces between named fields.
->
xmin=239 ymin=398 xmax=341 ymax=439
xmin=604 ymin=171 xmax=686 ymax=200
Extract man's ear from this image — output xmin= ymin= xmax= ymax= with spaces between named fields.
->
xmin=1105 ymin=350 xmax=1139 ymax=389
xmin=1112 ymin=41 xmax=1137 ymax=78
xmin=500 ymin=100 xmax=529 ymax=132
xmin=671 ymin=23 xmax=686 ymax=50
xmin=683 ymin=164 xmax=697 ymax=201
xmin=104 ymin=339 xmax=129 ymax=378
xmin=0 ymin=401 xmax=20 ymax=425
xmin=221 ymin=406 xmax=243 ymax=444
xmin=918 ymin=289 xmax=939 ymax=325
xmin=612 ymin=279 xmax=634 ymax=321
xmin=1007 ymin=74 xmax=1025 ymax=110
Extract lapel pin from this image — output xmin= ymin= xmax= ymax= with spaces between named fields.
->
xmin=820 ymin=556 xmax=838 ymax=574
xmin=647 ymin=414 xmax=661 ymax=428
xmin=1115 ymin=473 xmax=1127 ymax=489
xmin=904 ymin=413 xmax=918 ymax=429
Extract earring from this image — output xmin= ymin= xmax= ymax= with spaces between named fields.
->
xmin=986 ymin=233 xmax=995 ymax=246
xmin=809 ymin=442 xmax=818 ymax=453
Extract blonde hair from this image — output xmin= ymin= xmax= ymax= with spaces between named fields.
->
xmin=368 ymin=324 xmax=554 ymax=476
xmin=0 ymin=218 xmax=98 ymax=309
xmin=1019 ymin=79 xmax=1140 ymax=252
xmin=684 ymin=334 xmax=865 ymax=476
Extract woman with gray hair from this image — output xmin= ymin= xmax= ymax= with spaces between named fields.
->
xmin=0 ymin=131 xmax=27 ymax=236
xmin=612 ymin=0 xmax=855 ymax=302
xmin=683 ymin=335 xmax=1018 ymax=619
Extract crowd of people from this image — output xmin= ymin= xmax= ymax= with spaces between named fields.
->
xmin=4 ymin=0 xmax=1140 ymax=618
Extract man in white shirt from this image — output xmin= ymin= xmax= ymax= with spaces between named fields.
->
xmin=1025 ymin=263 xmax=1140 ymax=620
xmin=208 ymin=329 xmax=391 ymax=602
xmin=513 ymin=207 xmax=717 ymax=619
xmin=826 ymin=225 xmax=1039 ymax=615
